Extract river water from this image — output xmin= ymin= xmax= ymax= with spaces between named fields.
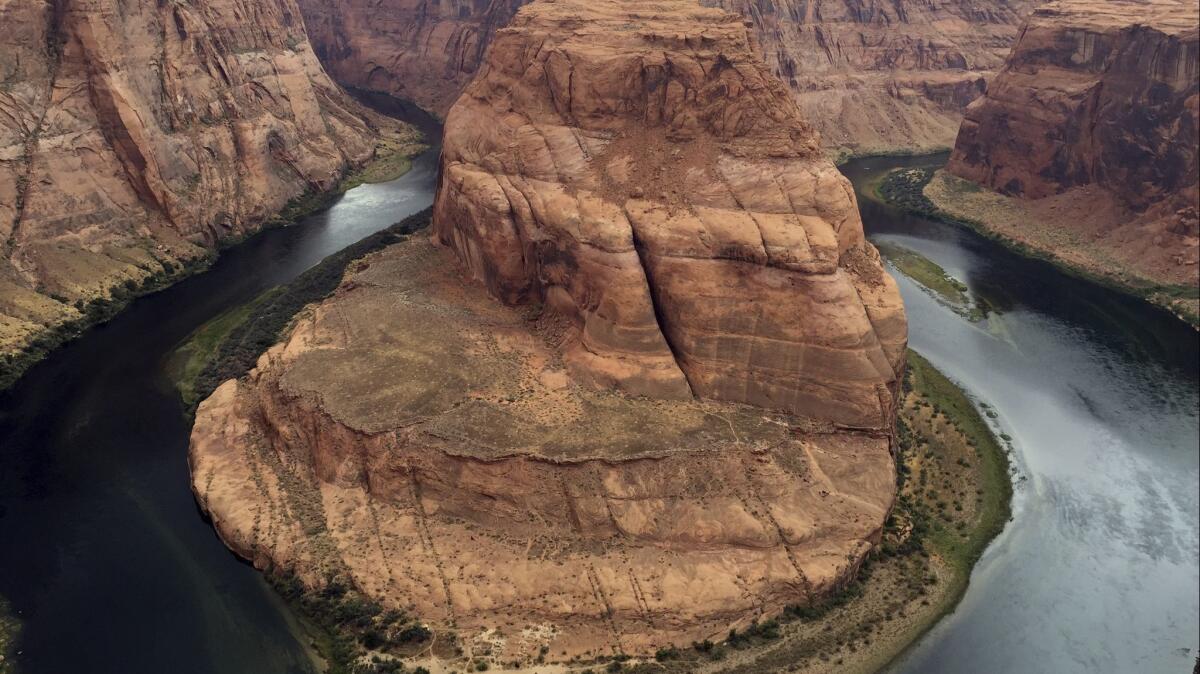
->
xmin=0 ymin=138 xmax=1194 ymax=673
xmin=840 ymin=155 xmax=1199 ymax=674
xmin=0 ymin=99 xmax=440 ymax=674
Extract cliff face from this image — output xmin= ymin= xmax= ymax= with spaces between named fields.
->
xmin=0 ymin=0 xmax=393 ymax=357
xmin=191 ymin=0 xmax=906 ymax=660
xmin=939 ymin=0 xmax=1199 ymax=292
xmin=948 ymin=0 xmax=1198 ymax=205
xmin=708 ymin=0 xmax=1033 ymax=153
xmin=433 ymin=0 xmax=907 ymax=428
xmin=297 ymin=0 xmax=526 ymax=116
xmin=298 ymin=0 xmax=1031 ymax=152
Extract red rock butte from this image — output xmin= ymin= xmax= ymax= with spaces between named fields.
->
xmin=433 ymin=0 xmax=907 ymax=429
xmin=190 ymin=0 xmax=907 ymax=661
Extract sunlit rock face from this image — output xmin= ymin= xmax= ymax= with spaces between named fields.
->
xmin=191 ymin=0 xmax=906 ymax=661
xmin=432 ymin=0 xmax=908 ymax=429
xmin=0 ymin=0 xmax=386 ymax=355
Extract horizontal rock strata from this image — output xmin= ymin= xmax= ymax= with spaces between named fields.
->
xmin=432 ymin=0 xmax=907 ymax=429
xmin=942 ymin=0 xmax=1199 ymax=290
xmin=0 ymin=0 xmax=406 ymax=357
xmin=190 ymin=238 xmax=897 ymax=659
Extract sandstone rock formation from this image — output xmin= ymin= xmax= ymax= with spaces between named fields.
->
xmin=191 ymin=0 xmax=906 ymax=662
xmin=297 ymin=0 xmax=1032 ymax=152
xmin=937 ymin=0 xmax=1199 ymax=298
xmin=297 ymin=0 xmax=526 ymax=116
xmin=708 ymin=0 xmax=1034 ymax=153
xmin=0 ymin=0 xmax=405 ymax=358
xmin=191 ymin=235 xmax=898 ymax=661
xmin=433 ymin=0 xmax=907 ymax=429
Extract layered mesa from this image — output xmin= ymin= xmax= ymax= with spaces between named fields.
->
xmin=191 ymin=0 xmax=907 ymax=661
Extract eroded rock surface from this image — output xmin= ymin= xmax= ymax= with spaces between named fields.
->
xmin=191 ymin=237 xmax=897 ymax=659
xmin=433 ymin=0 xmax=907 ymax=429
xmin=297 ymin=0 xmax=526 ymax=116
xmin=0 ymin=0 xmax=404 ymax=357
xmin=708 ymin=0 xmax=1033 ymax=153
xmin=191 ymin=0 xmax=907 ymax=661
xmin=298 ymin=0 xmax=1032 ymax=152
xmin=941 ymin=0 xmax=1199 ymax=291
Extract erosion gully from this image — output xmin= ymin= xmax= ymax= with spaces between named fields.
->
xmin=0 ymin=129 xmax=1194 ymax=672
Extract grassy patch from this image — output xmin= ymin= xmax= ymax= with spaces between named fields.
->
xmin=270 ymin=571 xmax=436 ymax=674
xmin=872 ymin=166 xmax=1199 ymax=329
xmin=167 ymin=287 xmax=282 ymax=409
xmin=0 ymin=596 xmax=16 ymax=674
xmin=876 ymin=243 xmax=969 ymax=304
xmin=171 ymin=208 xmax=433 ymax=414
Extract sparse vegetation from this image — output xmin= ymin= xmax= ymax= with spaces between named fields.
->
xmin=601 ymin=351 xmax=1013 ymax=674
xmin=270 ymin=571 xmax=434 ymax=674
xmin=170 ymin=208 xmax=433 ymax=413
xmin=871 ymin=165 xmax=1199 ymax=328
xmin=874 ymin=242 xmax=988 ymax=321
xmin=0 ymin=596 xmax=17 ymax=674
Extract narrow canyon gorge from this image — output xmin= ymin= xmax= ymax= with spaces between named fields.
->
xmin=927 ymin=0 xmax=1199 ymax=317
xmin=0 ymin=0 xmax=415 ymax=366
xmin=189 ymin=0 xmax=908 ymax=662
xmin=295 ymin=0 xmax=1034 ymax=154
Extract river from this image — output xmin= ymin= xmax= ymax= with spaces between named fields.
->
xmin=840 ymin=155 xmax=1199 ymax=674
xmin=0 ymin=97 xmax=441 ymax=674
xmin=0 ymin=140 xmax=1194 ymax=673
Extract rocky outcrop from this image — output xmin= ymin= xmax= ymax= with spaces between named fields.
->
xmin=298 ymin=0 xmax=1031 ymax=152
xmin=433 ymin=0 xmax=907 ymax=429
xmin=938 ymin=0 xmax=1199 ymax=297
xmin=708 ymin=0 xmax=1034 ymax=153
xmin=191 ymin=0 xmax=906 ymax=661
xmin=0 ymin=0 xmax=405 ymax=358
xmin=297 ymin=0 xmax=526 ymax=116
xmin=191 ymin=236 xmax=897 ymax=661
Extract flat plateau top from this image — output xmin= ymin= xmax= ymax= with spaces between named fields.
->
xmin=276 ymin=236 xmax=846 ymax=462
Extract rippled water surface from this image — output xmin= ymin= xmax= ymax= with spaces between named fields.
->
xmin=0 ymin=98 xmax=440 ymax=674
xmin=842 ymin=155 xmax=1199 ymax=674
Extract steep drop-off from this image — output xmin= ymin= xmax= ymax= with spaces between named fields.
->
xmin=0 ymin=0 xmax=408 ymax=361
xmin=433 ymin=0 xmax=907 ymax=427
xmin=191 ymin=0 xmax=906 ymax=663
xmin=708 ymin=0 xmax=1033 ymax=153
xmin=934 ymin=0 xmax=1198 ymax=309
xmin=297 ymin=0 xmax=1032 ymax=153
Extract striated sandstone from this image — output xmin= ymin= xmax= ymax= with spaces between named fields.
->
xmin=190 ymin=237 xmax=897 ymax=659
xmin=0 ymin=0 xmax=408 ymax=358
xmin=941 ymin=0 xmax=1199 ymax=294
xmin=297 ymin=0 xmax=526 ymax=117
xmin=191 ymin=0 xmax=907 ymax=660
xmin=297 ymin=0 xmax=1032 ymax=152
xmin=707 ymin=0 xmax=1034 ymax=153
xmin=433 ymin=0 xmax=907 ymax=429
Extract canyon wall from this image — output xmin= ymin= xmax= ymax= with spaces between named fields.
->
xmin=191 ymin=0 xmax=907 ymax=662
xmin=0 ymin=0 xmax=398 ymax=358
xmin=433 ymin=0 xmax=907 ymax=428
xmin=708 ymin=0 xmax=1033 ymax=153
xmin=297 ymin=0 xmax=526 ymax=116
xmin=297 ymin=0 xmax=1032 ymax=152
xmin=936 ymin=0 xmax=1199 ymax=294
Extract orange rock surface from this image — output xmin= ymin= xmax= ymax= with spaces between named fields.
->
xmin=298 ymin=0 xmax=1032 ymax=152
xmin=190 ymin=0 xmax=907 ymax=661
xmin=941 ymin=0 xmax=1199 ymax=292
xmin=432 ymin=0 xmax=907 ymax=428
xmin=0 ymin=0 xmax=399 ymax=356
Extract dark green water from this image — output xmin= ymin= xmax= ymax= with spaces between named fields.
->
xmin=842 ymin=155 xmax=1199 ymax=674
xmin=0 ymin=98 xmax=440 ymax=674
